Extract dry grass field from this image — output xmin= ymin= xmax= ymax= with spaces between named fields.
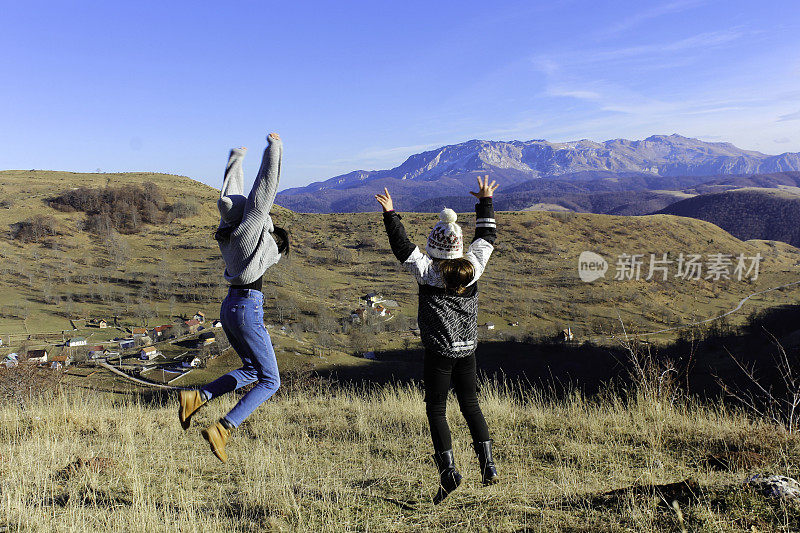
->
xmin=1 ymin=380 xmax=799 ymax=532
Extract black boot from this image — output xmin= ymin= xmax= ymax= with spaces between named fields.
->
xmin=432 ymin=449 xmax=462 ymax=505
xmin=473 ymin=440 xmax=499 ymax=485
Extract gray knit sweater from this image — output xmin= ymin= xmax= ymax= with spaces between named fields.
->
xmin=217 ymin=137 xmax=283 ymax=285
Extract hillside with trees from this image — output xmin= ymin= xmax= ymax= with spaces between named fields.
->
xmin=2 ymin=170 xmax=800 ymax=363
xmin=657 ymin=188 xmax=800 ymax=247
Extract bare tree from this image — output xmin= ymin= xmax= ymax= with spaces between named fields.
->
xmin=718 ymin=330 xmax=800 ymax=434
xmin=105 ymin=231 xmax=130 ymax=267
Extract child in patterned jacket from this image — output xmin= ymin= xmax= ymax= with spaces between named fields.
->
xmin=375 ymin=175 xmax=499 ymax=505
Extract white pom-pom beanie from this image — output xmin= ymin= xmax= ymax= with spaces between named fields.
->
xmin=426 ymin=208 xmax=463 ymax=259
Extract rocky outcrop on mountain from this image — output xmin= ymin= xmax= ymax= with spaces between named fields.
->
xmin=276 ymin=135 xmax=800 ymax=213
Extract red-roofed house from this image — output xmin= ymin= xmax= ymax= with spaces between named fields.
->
xmin=153 ymin=325 xmax=173 ymax=338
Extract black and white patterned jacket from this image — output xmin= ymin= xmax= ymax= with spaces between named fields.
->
xmin=383 ymin=198 xmax=497 ymax=357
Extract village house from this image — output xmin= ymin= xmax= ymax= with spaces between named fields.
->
xmin=66 ymin=337 xmax=86 ymax=347
xmin=184 ymin=319 xmax=201 ymax=334
xmin=49 ymin=354 xmax=71 ymax=370
xmin=211 ymin=319 xmax=222 ymax=328
xmin=360 ymin=292 xmax=382 ymax=307
xmin=118 ymin=338 xmax=135 ymax=350
xmin=137 ymin=335 xmax=153 ymax=347
xmin=348 ymin=301 xmax=395 ymax=324
xmin=152 ymin=325 xmax=174 ymax=339
xmin=193 ymin=312 xmax=206 ymax=323
xmin=181 ymin=356 xmax=202 ymax=368
xmin=139 ymin=346 xmax=160 ymax=360
xmin=2 ymin=353 xmax=19 ymax=368
xmin=87 ymin=345 xmax=105 ymax=359
xmin=349 ymin=308 xmax=366 ymax=324
xmin=131 ymin=327 xmax=148 ymax=337
xmin=484 ymin=322 xmax=495 ymax=331
xmin=26 ymin=349 xmax=49 ymax=363
xmin=89 ymin=319 xmax=108 ymax=328
xmin=197 ymin=331 xmax=216 ymax=347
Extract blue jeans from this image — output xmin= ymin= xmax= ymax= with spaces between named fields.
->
xmin=200 ymin=288 xmax=280 ymax=427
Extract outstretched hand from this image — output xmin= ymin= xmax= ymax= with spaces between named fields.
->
xmin=470 ymin=175 xmax=499 ymax=199
xmin=375 ymin=187 xmax=394 ymax=212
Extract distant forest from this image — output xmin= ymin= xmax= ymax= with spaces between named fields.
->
xmin=48 ymin=182 xmax=198 ymax=234
xmin=658 ymin=190 xmax=800 ymax=247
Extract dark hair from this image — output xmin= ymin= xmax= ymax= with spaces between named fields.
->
xmin=271 ymin=226 xmax=290 ymax=256
xmin=434 ymin=257 xmax=474 ymax=295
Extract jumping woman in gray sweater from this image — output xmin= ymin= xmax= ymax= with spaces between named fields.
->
xmin=178 ymin=132 xmax=288 ymax=463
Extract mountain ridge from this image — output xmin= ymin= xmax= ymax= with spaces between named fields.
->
xmin=276 ymin=134 xmax=800 ymax=213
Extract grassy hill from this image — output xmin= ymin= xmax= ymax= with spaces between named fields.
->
xmin=1 ymin=381 xmax=798 ymax=532
xmin=657 ymin=188 xmax=800 ymax=248
xmin=3 ymin=170 xmax=800 ymax=531
xmin=2 ymin=170 xmax=800 ymax=363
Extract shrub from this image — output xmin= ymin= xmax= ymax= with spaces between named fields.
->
xmin=0 ymin=364 xmax=63 ymax=407
xmin=10 ymin=216 xmax=58 ymax=243
xmin=48 ymin=182 xmax=178 ymax=234
xmin=170 ymin=198 xmax=200 ymax=219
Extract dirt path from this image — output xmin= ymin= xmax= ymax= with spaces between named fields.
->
xmin=630 ymin=279 xmax=800 ymax=339
xmin=98 ymin=361 xmax=185 ymax=390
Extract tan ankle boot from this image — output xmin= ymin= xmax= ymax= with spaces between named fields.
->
xmin=201 ymin=421 xmax=231 ymax=463
xmin=178 ymin=390 xmax=206 ymax=430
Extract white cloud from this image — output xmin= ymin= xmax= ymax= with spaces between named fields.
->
xmin=598 ymin=0 xmax=710 ymax=37
xmin=330 ymin=142 xmax=443 ymax=168
xmin=778 ymin=110 xmax=800 ymax=121
xmin=538 ymin=28 xmax=749 ymax=69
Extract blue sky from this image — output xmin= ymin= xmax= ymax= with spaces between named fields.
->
xmin=2 ymin=0 xmax=799 ymax=190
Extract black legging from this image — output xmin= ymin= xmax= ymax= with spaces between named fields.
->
xmin=424 ymin=350 xmax=491 ymax=452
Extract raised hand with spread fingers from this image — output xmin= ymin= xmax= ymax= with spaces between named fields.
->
xmin=469 ymin=174 xmax=499 ymax=199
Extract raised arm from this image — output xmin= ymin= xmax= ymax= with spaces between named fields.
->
xmin=470 ymin=174 xmax=498 ymax=244
xmin=465 ymin=175 xmax=499 ymax=285
xmin=244 ymin=133 xmax=282 ymax=218
xmin=220 ymin=147 xmax=246 ymax=199
xmin=377 ymin=188 xmax=415 ymax=261
xmin=218 ymin=147 xmax=247 ymax=220
xmin=473 ymin=198 xmax=496 ymax=244
xmin=376 ymin=187 xmax=433 ymax=282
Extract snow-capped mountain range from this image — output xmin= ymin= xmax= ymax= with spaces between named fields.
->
xmin=276 ymin=134 xmax=800 ymax=213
